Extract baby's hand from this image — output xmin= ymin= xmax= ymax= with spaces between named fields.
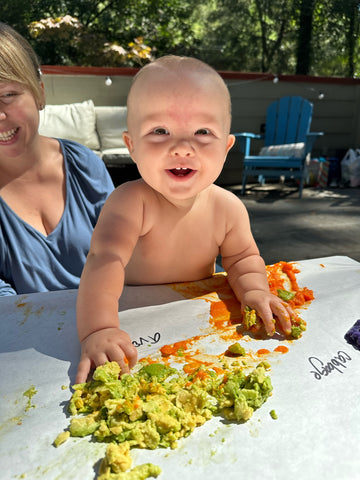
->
xmin=242 ymin=290 xmax=293 ymax=336
xmin=76 ymin=327 xmax=138 ymax=384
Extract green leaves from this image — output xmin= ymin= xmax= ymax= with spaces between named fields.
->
xmin=1 ymin=0 xmax=358 ymax=76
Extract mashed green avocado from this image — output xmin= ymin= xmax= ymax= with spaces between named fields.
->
xmin=23 ymin=386 xmax=37 ymax=412
xmin=243 ymin=307 xmax=258 ymax=329
xmin=227 ymin=342 xmax=246 ymax=356
xmin=277 ymin=289 xmax=295 ymax=301
xmin=290 ymin=319 xmax=307 ymax=339
xmin=269 ymin=409 xmax=278 ymax=419
xmin=59 ymin=361 xmax=272 ymax=478
xmin=53 ymin=430 xmax=70 ymax=447
xmin=98 ymin=443 xmax=161 ymax=479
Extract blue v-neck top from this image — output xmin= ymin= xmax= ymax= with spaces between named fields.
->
xmin=0 ymin=139 xmax=114 ymax=296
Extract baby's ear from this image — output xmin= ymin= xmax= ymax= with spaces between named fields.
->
xmin=122 ymin=131 xmax=134 ymax=154
xmin=226 ymin=134 xmax=236 ymax=153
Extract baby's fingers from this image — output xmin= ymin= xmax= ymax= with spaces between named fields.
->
xmin=272 ymin=302 xmax=292 ymax=335
xmin=121 ymin=342 xmax=138 ymax=369
xmin=105 ymin=342 xmax=138 ymax=375
xmin=261 ymin=313 xmax=276 ymax=336
xmin=76 ymin=356 xmax=92 ymax=385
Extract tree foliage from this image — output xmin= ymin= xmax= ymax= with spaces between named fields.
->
xmin=1 ymin=0 xmax=359 ymax=77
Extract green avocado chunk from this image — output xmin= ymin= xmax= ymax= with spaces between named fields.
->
xmin=227 ymin=342 xmax=246 ymax=356
xmin=138 ymin=363 xmax=176 ymax=381
xmin=277 ymin=289 xmax=295 ymax=301
xmin=98 ymin=463 xmax=161 ymax=480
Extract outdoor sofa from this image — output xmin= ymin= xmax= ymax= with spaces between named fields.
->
xmin=38 ymin=99 xmax=132 ymax=168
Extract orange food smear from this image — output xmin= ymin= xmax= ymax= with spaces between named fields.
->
xmin=155 ymin=262 xmax=315 ymax=368
xmin=160 ymin=337 xmax=202 ymax=358
xmin=267 ymin=262 xmax=314 ymax=310
xmin=257 ymin=349 xmax=270 ymax=356
xmin=183 ymin=362 xmax=202 ymax=375
xmin=210 ymin=301 xmax=230 ymax=325
xmin=274 ymin=345 xmax=289 ymax=354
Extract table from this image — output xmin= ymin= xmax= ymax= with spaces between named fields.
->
xmin=1 ymin=256 xmax=360 ymax=480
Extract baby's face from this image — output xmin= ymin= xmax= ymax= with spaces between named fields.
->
xmin=123 ymin=68 xmax=235 ymax=206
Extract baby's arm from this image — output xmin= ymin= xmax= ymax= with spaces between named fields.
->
xmin=76 ymin=183 xmax=143 ymax=383
xmin=220 ymin=193 xmax=292 ymax=336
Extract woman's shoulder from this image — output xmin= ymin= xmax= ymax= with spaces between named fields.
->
xmin=60 ymin=138 xmax=112 ymax=179
xmin=58 ymin=138 xmax=102 ymax=166
xmin=58 ymin=138 xmax=114 ymax=194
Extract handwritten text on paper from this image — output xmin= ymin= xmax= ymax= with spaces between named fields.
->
xmin=132 ymin=332 xmax=161 ymax=348
xmin=309 ymin=351 xmax=352 ymax=380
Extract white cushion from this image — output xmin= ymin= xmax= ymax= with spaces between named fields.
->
xmin=39 ymin=100 xmax=100 ymax=151
xmin=95 ymin=106 xmax=128 ymax=150
xmin=259 ymin=142 xmax=305 ymax=158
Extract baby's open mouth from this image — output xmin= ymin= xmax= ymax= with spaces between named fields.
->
xmin=169 ymin=167 xmax=193 ymax=177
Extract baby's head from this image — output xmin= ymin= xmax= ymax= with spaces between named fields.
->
xmin=127 ymin=55 xmax=232 ymax=132
xmin=123 ymin=55 xmax=235 ymax=202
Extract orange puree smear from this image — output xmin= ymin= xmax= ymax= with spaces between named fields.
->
xmin=151 ymin=262 xmax=316 ymax=369
xmin=257 ymin=349 xmax=270 ymax=356
xmin=267 ymin=261 xmax=314 ymax=310
xmin=274 ymin=345 xmax=289 ymax=354
xmin=159 ymin=336 xmax=202 ymax=357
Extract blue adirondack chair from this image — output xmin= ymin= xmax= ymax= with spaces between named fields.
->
xmin=233 ymin=96 xmax=323 ymax=198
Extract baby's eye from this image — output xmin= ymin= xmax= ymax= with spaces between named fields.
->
xmin=153 ymin=127 xmax=169 ymax=135
xmin=195 ymin=128 xmax=211 ymax=135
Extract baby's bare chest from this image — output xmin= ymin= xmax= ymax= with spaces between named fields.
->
xmin=145 ymin=209 xmax=223 ymax=252
xmin=125 ymin=209 xmax=225 ymax=284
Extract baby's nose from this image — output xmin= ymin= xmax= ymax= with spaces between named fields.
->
xmin=170 ymin=139 xmax=194 ymax=157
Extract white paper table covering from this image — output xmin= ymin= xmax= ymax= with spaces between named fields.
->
xmin=0 ymin=255 xmax=359 ymax=480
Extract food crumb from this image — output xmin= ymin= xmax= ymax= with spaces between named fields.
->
xmin=270 ymin=409 xmax=278 ymax=420
xmin=23 ymin=386 xmax=37 ymax=412
xmin=54 ymin=430 xmax=70 ymax=447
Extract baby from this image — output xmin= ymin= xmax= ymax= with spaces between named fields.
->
xmin=76 ymin=55 xmax=292 ymax=383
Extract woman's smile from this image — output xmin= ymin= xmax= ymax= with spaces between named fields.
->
xmin=0 ymin=127 xmax=19 ymax=143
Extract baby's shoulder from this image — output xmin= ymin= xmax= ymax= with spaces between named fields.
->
xmin=210 ymin=184 xmax=245 ymax=208
xmin=107 ymin=179 xmax=158 ymax=214
xmin=112 ymin=179 xmax=151 ymax=200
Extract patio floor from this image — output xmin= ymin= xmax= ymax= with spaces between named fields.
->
xmin=228 ymin=183 xmax=360 ymax=265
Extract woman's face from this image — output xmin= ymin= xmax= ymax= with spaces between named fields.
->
xmin=0 ymin=81 xmax=44 ymax=160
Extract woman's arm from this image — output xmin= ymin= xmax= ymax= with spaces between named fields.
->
xmin=0 ymin=278 xmax=17 ymax=296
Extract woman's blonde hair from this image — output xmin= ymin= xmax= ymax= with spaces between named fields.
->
xmin=0 ymin=22 xmax=43 ymax=104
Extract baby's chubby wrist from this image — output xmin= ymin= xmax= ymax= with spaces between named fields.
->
xmin=80 ymin=325 xmax=121 ymax=343
xmin=240 ymin=287 xmax=270 ymax=303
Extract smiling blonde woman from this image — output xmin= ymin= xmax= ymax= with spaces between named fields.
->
xmin=0 ymin=23 xmax=114 ymax=295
